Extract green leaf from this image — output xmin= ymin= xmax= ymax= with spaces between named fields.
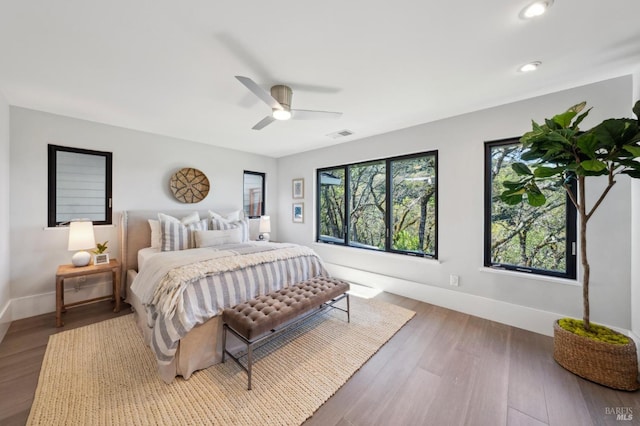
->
xmin=545 ymin=118 xmax=560 ymax=130
xmin=571 ymin=107 xmax=592 ymax=129
xmin=546 ymin=130 xmax=574 ymax=145
xmin=569 ymin=101 xmax=587 ymax=114
xmin=533 ymin=166 xmax=562 ymax=178
xmin=622 ymin=169 xmax=640 ymax=179
xmin=577 ymin=133 xmax=598 ymax=158
xmin=520 ymin=149 xmax=543 ymax=161
xmin=525 ymin=188 xmax=546 ymax=206
xmin=633 ymin=100 xmax=640 ymax=120
xmin=520 ymin=182 xmax=546 ymax=207
xmin=590 ymin=119 xmax=635 ymax=148
xmin=580 ymin=159 xmax=607 ymax=172
xmin=511 ymin=162 xmax=533 ymax=176
xmin=553 ymin=110 xmax=577 ymax=128
xmin=623 ymin=144 xmax=640 ymax=158
xmin=617 ymin=158 xmax=640 ymax=169
xmin=500 ymin=192 xmax=525 ymax=205
xmin=502 ymin=180 xmax=526 ymax=190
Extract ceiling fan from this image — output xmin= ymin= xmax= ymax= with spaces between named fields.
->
xmin=235 ymin=76 xmax=342 ymax=130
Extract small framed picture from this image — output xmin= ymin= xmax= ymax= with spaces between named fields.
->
xmin=292 ymin=178 xmax=304 ymax=199
xmin=292 ymin=203 xmax=304 ymax=223
xmin=93 ymin=253 xmax=110 ymax=265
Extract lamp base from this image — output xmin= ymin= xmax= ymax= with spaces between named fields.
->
xmin=258 ymin=233 xmax=270 ymax=242
xmin=71 ymin=251 xmax=91 ymax=267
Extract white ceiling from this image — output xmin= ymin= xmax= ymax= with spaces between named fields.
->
xmin=1 ymin=1 xmax=639 ymax=158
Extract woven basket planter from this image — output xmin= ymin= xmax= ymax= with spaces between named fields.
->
xmin=553 ymin=320 xmax=639 ymax=391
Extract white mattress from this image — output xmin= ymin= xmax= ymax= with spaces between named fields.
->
xmin=138 ymin=247 xmax=160 ymax=271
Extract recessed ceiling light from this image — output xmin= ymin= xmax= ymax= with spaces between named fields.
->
xmin=519 ymin=61 xmax=541 ymax=73
xmin=520 ymin=0 xmax=553 ymax=19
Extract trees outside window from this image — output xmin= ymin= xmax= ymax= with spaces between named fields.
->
xmin=317 ymin=151 xmax=437 ymax=258
xmin=390 ymin=155 xmax=437 ymax=255
xmin=484 ymin=139 xmax=576 ymax=278
xmin=348 ymin=161 xmax=386 ymax=249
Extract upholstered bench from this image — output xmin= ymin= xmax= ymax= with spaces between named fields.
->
xmin=221 ymin=276 xmax=350 ymax=390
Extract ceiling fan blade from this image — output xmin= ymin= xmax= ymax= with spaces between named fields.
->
xmin=291 ymin=109 xmax=343 ymax=120
xmin=252 ymin=116 xmax=276 ymax=130
xmin=235 ymin=76 xmax=282 ymax=110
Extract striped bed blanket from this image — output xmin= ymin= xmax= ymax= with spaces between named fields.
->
xmin=130 ymin=242 xmax=327 ymax=365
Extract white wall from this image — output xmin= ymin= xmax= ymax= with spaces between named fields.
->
xmin=0 ymin=90 xmax=10 ymax=340
xmin=9 ymin=107 xmax=278 ymax=320
xmin=277 ymin=75 xmax=635 ymax=335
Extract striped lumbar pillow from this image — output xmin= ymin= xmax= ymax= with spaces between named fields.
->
xmin=158 ymin=212 xmax=207 ymax=251
xmin=210 ymin=217 xmax=250 ymax=242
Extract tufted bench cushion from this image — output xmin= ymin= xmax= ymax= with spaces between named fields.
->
xmin=222 ymin=276 xmax=350 ymax=341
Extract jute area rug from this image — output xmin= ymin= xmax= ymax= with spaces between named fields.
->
xmin=28 ymin=296 xmax=414 ymax=425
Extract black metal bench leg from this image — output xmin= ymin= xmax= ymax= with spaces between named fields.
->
xmin=347 ymin=293 xmax=350 ymax=323
xmin=221 ymin=324 xmax=227 ymax=363
xmin=247 ymin=343 xmax=253 ymax=390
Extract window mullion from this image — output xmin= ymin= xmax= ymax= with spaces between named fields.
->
xmin=385 ymin=159 xmax=392 ymax=252
xmin=343 ymin=165 xmax=349 ymax=245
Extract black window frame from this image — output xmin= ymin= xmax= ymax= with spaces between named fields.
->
xmin=483 ymin=137 xmax=577 ymax=279
xmin=47 ymin=144 xmax=113 ymax=227
xmin=243 ymin=170 xmax=266 ymax=218
xmin=316 ymin=150 xmax=438 ymax=259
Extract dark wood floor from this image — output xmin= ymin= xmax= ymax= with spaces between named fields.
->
xmin=0 ymin=294 xmax=638 ymax=426
xmin=0 ymin=300 xmax=132 ymax=426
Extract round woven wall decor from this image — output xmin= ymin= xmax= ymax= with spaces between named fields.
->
xmin=169 ymin=168 xmax=210 ymax=203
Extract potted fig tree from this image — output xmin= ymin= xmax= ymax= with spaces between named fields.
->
xmin=501 ymin=100 xmax=640 ymax=390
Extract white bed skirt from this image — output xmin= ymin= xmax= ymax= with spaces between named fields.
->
xmin=126 ymin=269 xmax=242 ymax=383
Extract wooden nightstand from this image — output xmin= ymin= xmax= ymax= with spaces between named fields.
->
xmin=55 ymin=259 xmax=121 ymax=327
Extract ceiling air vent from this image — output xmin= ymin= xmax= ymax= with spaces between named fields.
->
xmin=327 ymin=129 xmax=354 ymax=139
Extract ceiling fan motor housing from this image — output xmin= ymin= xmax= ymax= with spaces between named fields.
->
xmin=271 ymin=85 xmax=292 ymax=111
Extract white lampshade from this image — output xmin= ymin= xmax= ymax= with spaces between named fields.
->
xmin=259 ymin=216 xmax=271 ymax=241
xmin=259 ymin=216 xmax=271 ymax=233
xmin=68 ymin=220 xmax=96 ymax=266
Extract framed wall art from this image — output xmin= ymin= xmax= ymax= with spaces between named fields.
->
xmin=292 ymin=202 xmax=304 ymax=223
xmin=292 ymin=178 xmax=304 ymax=199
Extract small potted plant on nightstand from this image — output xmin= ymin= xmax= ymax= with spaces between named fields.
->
xmin=500 ymin=100 xmax=640 ymax=391
xmin=93 ymin=241 xmax=109 ymax=265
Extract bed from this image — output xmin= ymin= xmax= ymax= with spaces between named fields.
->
xmin=119 ymin=209 xmax=328 ymax=383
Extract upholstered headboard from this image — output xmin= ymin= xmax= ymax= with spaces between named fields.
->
xmin=119 ymin=210 xmax=259 ymax=287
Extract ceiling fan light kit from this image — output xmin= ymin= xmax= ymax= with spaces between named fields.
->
xmin=235 ymin=75 xmax=342 ymax=130
xmin=271 ymin=85 xmax=292 ymax=120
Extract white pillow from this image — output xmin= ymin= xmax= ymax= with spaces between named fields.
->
xmin=210 ymin=217 xmax=250 ymax=242
xmin=148 ymin=219 xmax=162 ymax=249
xmin=178 ymin=211 xmax=201 ymax=225
xmin=158 ymin=212 xmax=207 ymax=251
xmin=208 ymin=209 xmax=244 ymax=222
xmin=194 ymin=228 xmax=243 ymax=248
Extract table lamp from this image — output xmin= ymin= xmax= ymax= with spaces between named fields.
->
xmin=68 ymin=219 xmax=96 ymax=267
xmin=259 ymin=216 xmax=271 ymax=241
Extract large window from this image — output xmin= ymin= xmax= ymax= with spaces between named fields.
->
xmin=484 ymin=138 xmax=576 ymax=278
xmin=48 ymin=145 xmax=112 ymax=227
xmin=317 ymin=151 xmax=437 ymax=258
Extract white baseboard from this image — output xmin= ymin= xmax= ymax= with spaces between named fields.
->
xmin=326 ymin=263 xmax=571 ymax=337
xmin=10 ymin=279 xmax=114 ymax=321
xmin=0 ymin=300 xmax=11 ymax=343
